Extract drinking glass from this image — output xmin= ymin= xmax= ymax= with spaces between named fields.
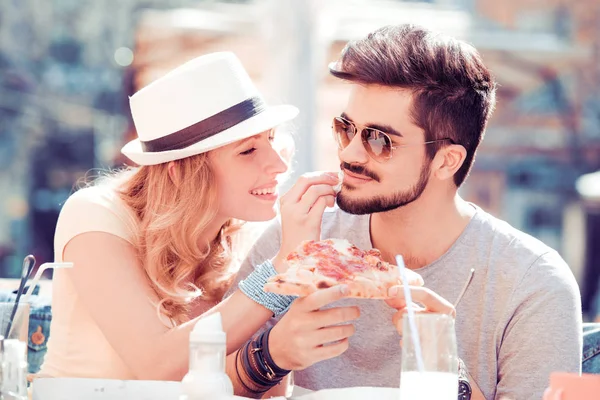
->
xmin=0 ymin=302 xmax=30 ymax=399
xmin=400 ymin=313 xmax=458 ymax=400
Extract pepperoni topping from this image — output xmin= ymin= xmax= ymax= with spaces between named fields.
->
xmin=316 ymin=259 xmax=347 ymax=280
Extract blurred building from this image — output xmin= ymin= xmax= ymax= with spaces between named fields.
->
xmin=0 ymin=0 xmax=202 ymax=275
xmin=468 ymin=0 xmax=600 ymax=315
xmin=1 ymin=0 xmax=599 ymax=313
xmin=575 ymin=170 xmax=600 ymax=319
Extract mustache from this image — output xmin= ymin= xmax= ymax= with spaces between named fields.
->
xmin=340 ymin=162 xmax=380 ymax=182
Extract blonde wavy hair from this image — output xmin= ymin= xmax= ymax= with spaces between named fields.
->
xmin=104 ymin=153 xmax=241 ymax=325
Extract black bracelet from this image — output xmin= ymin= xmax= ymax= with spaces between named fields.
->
xmin=242 ymin=341 xmax=269 ymax=387
xmin=242 ymin=340 xmax=275 ymax=391
xmin=235 ymin=347 xmax=265 ymax=396
xmin=262 ymin=327 xmax=291 ymax=377
xmin=245 ymin=340 xmax=274 ymax=387
xmin=254 ymin=331 xmax=278 ymax=380
xmin=250 ymin=329 xmax=287 ymax=383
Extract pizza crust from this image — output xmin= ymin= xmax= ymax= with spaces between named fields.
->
xmin=263 ymin=274 xmax=398 ymax=298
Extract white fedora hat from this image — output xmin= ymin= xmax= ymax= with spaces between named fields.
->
xmin=121 ymin=52 xmax=299 ymax=165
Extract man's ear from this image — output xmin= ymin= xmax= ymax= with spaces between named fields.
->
xmin=167 ymin=161 xmax=180 ymax=186
xmin=431 ymin=144 xmax=467 ymax=182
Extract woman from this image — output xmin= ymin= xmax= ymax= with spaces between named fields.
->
xmin=38 ymin=52 xmax=354 ymax=397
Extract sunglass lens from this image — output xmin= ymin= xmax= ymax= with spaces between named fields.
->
xmin=363 ymin=129 xmax=392 ymax=160
xmin=333 ymin=118 xmax=355 ymax=148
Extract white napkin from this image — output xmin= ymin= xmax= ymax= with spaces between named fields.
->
xmin=32 ymin=378 xmax=181 ymax=400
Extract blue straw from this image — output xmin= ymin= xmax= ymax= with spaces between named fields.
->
xmin=395 ymin=255 xmax=425 ymax=373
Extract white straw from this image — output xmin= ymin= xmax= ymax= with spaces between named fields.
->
xmin=21 ymin=262 xmax=73 ymax=305
xmin=7 ymin=262 xmax=71 ymax=339
xmin=395 ymin=255 xmax=424 ymax=373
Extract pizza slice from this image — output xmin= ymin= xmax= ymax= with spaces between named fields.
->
xmin=263 ymin=238 xmax=424 ymax=298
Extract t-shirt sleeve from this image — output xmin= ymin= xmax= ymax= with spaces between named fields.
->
xmin=54 ymin=186 xmax=136 ymax=262
xmin=495 ymin=250 xmax=582 ymax=400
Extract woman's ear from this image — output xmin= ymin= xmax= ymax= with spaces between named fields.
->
xmin=432 ymin=144 xmax=467 ymax=182
xmin=167 ymin=161 xmax=180 ymax=186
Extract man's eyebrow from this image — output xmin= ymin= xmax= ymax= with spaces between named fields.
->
xmin=340 ymin=112 xmax=403 ymax=137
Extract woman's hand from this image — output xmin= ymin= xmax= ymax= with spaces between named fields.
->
xmin=268 ymin=285 xmax=359 ymax=371
xmin=273 ymin=172 xmax=339 ymax=272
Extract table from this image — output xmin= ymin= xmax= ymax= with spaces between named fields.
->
xmin=31 ymin=378 xmax=400 ymax=400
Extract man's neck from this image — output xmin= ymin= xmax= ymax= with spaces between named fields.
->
xmin=369 ymin=192 xmax=475 ymax=269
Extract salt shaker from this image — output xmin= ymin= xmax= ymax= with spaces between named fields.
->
xmin=180 ymin=312 xmax=233 ymax=400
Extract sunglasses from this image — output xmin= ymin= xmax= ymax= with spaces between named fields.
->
xmin=332 ymin=116 xmax=453 ymax=163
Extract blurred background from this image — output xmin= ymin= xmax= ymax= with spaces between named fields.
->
xmin=1 ymin=0 xmax=599 ymax=319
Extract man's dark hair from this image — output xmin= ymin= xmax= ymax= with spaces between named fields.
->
xmin=330 ymin=24 xmax=497 ymax=187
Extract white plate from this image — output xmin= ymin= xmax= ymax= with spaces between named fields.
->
xmin=290 ymin=387 xmax=399 ymax=400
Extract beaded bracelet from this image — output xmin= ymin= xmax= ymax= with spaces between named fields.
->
xmin=238 ymin=260 xmax=296 ymax=316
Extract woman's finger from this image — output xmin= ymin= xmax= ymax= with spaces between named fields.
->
xmin=299 ymin=185 xmax=336 ymax=214
xmin=281 ymin=172 xmax=338 ymax=204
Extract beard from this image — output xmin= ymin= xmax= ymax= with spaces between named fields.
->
xmin=336 ymin=161 xmax=431 ymax=215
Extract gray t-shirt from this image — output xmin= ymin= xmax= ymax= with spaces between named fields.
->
xmin=233 ymin=205 xmax=582 ymax=400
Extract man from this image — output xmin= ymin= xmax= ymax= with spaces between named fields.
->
xmin=235 ymin=24 xmax=582 ymax=399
